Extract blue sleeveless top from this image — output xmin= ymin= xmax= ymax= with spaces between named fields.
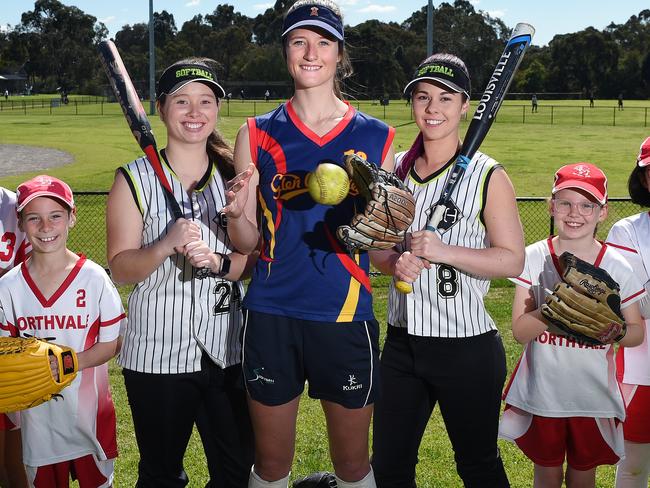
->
xmin=242 ymin=100 xmax=394 ymax=322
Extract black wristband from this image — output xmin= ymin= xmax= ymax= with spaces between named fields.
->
xmin=195 ymin=253 xmax=231 ymax=280
xmin=215 ymin=252 xmax=231 ymax=278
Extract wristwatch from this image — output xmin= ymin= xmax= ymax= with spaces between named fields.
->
xmin=214 ymin=252 xmax=231 ymax=278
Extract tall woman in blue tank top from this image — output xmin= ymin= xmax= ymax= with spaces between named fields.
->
xmin=225 ymin=1 xmax=395 ymax=487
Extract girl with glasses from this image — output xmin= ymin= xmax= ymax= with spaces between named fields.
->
xmin=500 ymin=162 xmax=645 ymax=488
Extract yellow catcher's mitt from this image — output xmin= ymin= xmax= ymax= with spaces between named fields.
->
xmin=0 ymin=336 xmax=78 ymax=413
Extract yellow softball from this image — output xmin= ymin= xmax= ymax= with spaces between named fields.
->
xmin=307 ymin=162 xmax=350 ymax=205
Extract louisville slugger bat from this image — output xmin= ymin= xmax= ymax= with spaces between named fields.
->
xmin=98 ymin=40 xmax=210 ymax=278
xmin=396 ymin=22 xmax=535 ymax=294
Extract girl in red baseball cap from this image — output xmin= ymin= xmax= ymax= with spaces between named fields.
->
xmin=606 ymin=137 xmax=650 ymax=487
xmin=501 ymin=162 xmax=645 ymax=488
xmin=1 ymin=175 xmax=126 ymax=488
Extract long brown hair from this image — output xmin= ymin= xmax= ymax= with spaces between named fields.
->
xmin=157 ymin=57 xmax=235 ymax=180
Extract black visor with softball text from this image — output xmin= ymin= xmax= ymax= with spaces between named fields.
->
xmin=403 ymin=60 xmax=471 ymax=99
xmin=156 ymin=63 xmax=226 ymax=100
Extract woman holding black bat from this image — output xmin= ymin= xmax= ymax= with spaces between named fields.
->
xmin=369 ymin=53 xmax=525 ymax=487
xmin=106 ymin=58 xmax=254 ymax=487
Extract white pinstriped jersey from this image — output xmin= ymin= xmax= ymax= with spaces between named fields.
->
xmin=505 ymin=239 xmax=645 ymax=419
xmin=387 ymin=150 xmax=501 ymax=337
xmin=118 ymin=156 xmax=244 ymax=373
xmin=607 ymin=212 xmax=650 ymax=385
xmin=0 ymin=188 xmax=30 ymax=273
xmin=0 ymin=256 xmax=125 ymax=466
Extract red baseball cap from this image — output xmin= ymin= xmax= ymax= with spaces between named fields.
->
xmin=552 ymin=163 xmax=607 ymax=205
xmin=637 ymin=136 xmax=650 ymax=167
xmin=16 ymin=175 xmax=74 ymax=212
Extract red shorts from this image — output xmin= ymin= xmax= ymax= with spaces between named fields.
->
xmin=27 ymin=454 xmax=114 ymax=488
xmin=514 ymin=414 xmax=620 ymax=470
xmin=0 ymin=413 xmax=18 ymax=431
xmin=622 ymin=384 xmax=650 ymax=443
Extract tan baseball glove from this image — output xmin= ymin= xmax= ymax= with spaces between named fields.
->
xmin=541 ymin=252 xmax=626 ymax=345
xmin=336 ymin=154 xmax=416 ymax=250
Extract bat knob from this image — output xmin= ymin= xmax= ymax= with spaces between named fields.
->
xmin=395 ymin=280 xmax=413 ymax=294
xmin=195 ymin=267 xmax=211 ymax=280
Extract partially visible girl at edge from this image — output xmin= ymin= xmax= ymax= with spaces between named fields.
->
xmin=606 ymin=137 xmax=650 ymax=488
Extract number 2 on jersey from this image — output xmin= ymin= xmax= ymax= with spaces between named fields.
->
xmin=212 ymin=282 xmax=242 ymax=315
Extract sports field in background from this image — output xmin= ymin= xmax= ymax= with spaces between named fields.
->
xmin=1 ymin=98 xmax=648 ymax=486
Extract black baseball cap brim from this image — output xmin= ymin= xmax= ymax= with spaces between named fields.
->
xmin=403 ymin=60 xmax=470 ymax=99
xmin=404 ymin=77 xmax=468 ymax=98
xmin=156 ymin=64 xmax=226 ymax=100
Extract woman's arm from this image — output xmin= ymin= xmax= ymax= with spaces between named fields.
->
xmin=370 ymin=248 xmax=430 ymax=282
xmin=380 ymin=145 xmax=396 ymax=172
xmin=410 ymin=168 xmax=525 ymax=278
xmin=106 ymin=171 xmax=201 ymax=285
xmin=183 ymin=240 xmax=259 ymax=282
xmin=224 ymin=123 xmax=261 ymax=254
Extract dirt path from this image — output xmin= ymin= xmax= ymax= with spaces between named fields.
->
xmin=0 ymin=144 xmax=74 ymax=176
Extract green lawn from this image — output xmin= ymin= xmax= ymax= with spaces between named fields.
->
xmin=0 ymin=99 xmax=644 ymax=486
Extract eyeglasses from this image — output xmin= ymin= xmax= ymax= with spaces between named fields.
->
xmin=552 ymin=199 xmax=602 ymax=216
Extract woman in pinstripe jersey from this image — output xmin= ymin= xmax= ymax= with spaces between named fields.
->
xmin=106 ymin=58 xmax=254 ymax=487
xmin=370 ymin=53 xmax=525 ymax=487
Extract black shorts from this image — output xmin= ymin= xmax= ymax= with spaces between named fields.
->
xmin=242 ymin=309 xmax=380 ymax=409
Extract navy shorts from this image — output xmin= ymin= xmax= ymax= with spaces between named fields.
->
xmin=242 ymin=309 xmax=380 ymax=409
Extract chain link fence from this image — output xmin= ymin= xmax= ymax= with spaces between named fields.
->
xmin=69 ymin=193 xmax=644 ymax=270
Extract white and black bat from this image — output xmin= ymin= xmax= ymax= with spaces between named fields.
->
xmin=98 ymin=40 xmax=210 ymax=278
xmin=396 ymin=22 xmax=535 ymax=294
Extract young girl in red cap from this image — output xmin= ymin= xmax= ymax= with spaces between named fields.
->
xmin=606 ymin=137 xmax=650 ymax=488
xmin=500 ymin=163 xmax=646 ymax=488
xmin=0 ymin=175 xmax=125 ymax=487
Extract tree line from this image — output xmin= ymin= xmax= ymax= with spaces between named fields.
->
xmin=1 ymin=0 xmax=649 ymax=100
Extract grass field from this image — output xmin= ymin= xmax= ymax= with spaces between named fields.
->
xmin=0 ymin=99 xmax=647 ymax=486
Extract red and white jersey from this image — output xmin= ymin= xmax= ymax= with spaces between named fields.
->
xmin=0 ymin=255 xmax=126 ymax=466
xmin=505 ymin=238 xmax=645 ymax=420
xmin=607 ymin=212 xmax=650 ymax=385
xmin=0 ymin=188 xmax=29 ymax=273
